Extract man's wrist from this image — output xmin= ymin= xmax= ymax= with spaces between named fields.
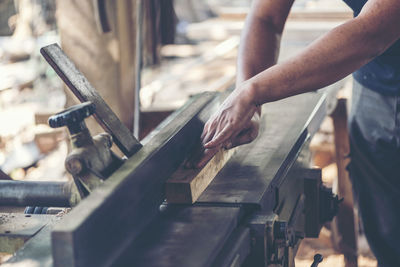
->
xmin=245 ymin=79 xmax=260 ymax=107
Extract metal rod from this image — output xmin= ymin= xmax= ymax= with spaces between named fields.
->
xmin=133 ymin=0 xmax=143 ymax=139
xmin=0 ymin=181 xmax=73 ymax=207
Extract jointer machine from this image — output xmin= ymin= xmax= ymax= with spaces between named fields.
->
xmin=0 ymin=44 xmax=340 ymax=267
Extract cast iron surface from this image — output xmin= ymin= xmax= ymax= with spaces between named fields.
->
xmin=198 ymin=92 xmax=326 ymax=210
xmin=274 ymin=140 xmax=311 ymax=222
xmin=211 ymin=227 xmax=251 ymax=267
xmin=113 ymin=206 xmax=242 ymax=267
xmin=40 ymin=44 xmax=142 ymax=157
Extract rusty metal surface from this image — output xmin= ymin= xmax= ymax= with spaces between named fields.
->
xmin=0 ymin=213 xmax=52 ymax=254
xmin=40 ymin=44 xmax=142 ymax=157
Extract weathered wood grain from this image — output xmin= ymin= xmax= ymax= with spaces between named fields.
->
xmin=197 ymin=92 xmax=327 ymax=209
xmin=166 ymin=147 xmax=237 ymax=203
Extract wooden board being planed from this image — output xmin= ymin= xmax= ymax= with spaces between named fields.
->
xmin=166 ymin=148 xmax=236 ymax=204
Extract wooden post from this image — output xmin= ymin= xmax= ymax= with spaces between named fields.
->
xmin=56 ymin=0 xmax=133 ymax=133
xmin=330 ymin=98 xmax=358 ymax=267
xmin=55 ymin=0 xmax=176 ymax=137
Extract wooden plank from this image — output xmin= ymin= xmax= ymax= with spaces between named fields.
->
xmin=197 ymin=92 xmax=326 ymax=209
xmin=166 ymin=147 xmax=236 ymax=203
xmin=115 ymin=0 xmax=138 ymax=136
xmin=330 ymin=98 xmax=358 ymax=266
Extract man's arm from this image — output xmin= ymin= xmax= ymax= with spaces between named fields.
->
xmin=201 ymin=0 xmax=400 ymax=151
xmin=232 ymin=0 xmax=294 ymax=142
xmin=236 ymin=0 xmax=294 ymax=84
xmin=192 ymin=1 xmax=294 ymax=167
xmin=249 ymin=0 xmax=400 ymax=104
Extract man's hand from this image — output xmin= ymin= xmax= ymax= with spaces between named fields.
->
xmin=194 ymin=83 xmax=260 ymax=168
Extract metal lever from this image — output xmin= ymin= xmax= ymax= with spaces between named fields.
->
xmin=49 ymin=102 xmax=123 ymax=197
xmin=41 ymin=43 xmax=142 ymax=157
xmin=311 ymin=254 xmax=323 ymax=267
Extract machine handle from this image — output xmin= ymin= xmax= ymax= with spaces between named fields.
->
xmin=48 ymin=102 xmax=95 ymax=134
xmin=310 ymin=254 xmax=323 ymax=267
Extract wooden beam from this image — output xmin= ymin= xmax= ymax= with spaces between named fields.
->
xmin=166 ymin=147 xmax=236 ymax=203
xmin=330 ymin=98 xmax=358 ymax=266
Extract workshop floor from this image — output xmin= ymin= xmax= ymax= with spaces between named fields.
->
xmin=295 ymin=227 xmax=377 ymax=266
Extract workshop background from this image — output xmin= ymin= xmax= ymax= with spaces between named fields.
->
xmin=0 ymin=0 xmax=377 ymax=266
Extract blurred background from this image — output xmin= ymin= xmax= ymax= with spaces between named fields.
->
xmin=0 ymin=0 xmax=377 ymax=266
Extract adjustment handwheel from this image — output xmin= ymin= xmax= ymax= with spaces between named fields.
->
xmin=48 ymin=102 xmax=95 ymax=134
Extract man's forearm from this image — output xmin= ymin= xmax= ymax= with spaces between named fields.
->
xmin=236 ymin=17 xmax=281 ymax=85
xmin=198 ymin=0 xmax=400 ymax=157
xmin=236 ymin=0 xmax=294 ymax=85
xmin=247 ymin=12 xmax=400 ymax=105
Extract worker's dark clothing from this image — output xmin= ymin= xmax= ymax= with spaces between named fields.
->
xmin=348 ymin=81 xmax=400 ymax=267
xmin=342 ymin=0 xmax=400 ymax=266
xmin=344 ymin=0 xmax=400 ymax=95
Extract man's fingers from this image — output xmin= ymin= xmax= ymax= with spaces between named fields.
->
xmin=229 ymin=130 xmax=254 ymax=148
xmin=196 ymin=148 xmax=219 ymax=168
xmin=204 ymin=125 xmax=233 ymax=148
xmin=202 ymin=128 xmax=217 ymax=146
xmin=201 ymin=120 xmax=212 ymax=140
xmin=226 ymin=121 xmax=259 ymax=149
